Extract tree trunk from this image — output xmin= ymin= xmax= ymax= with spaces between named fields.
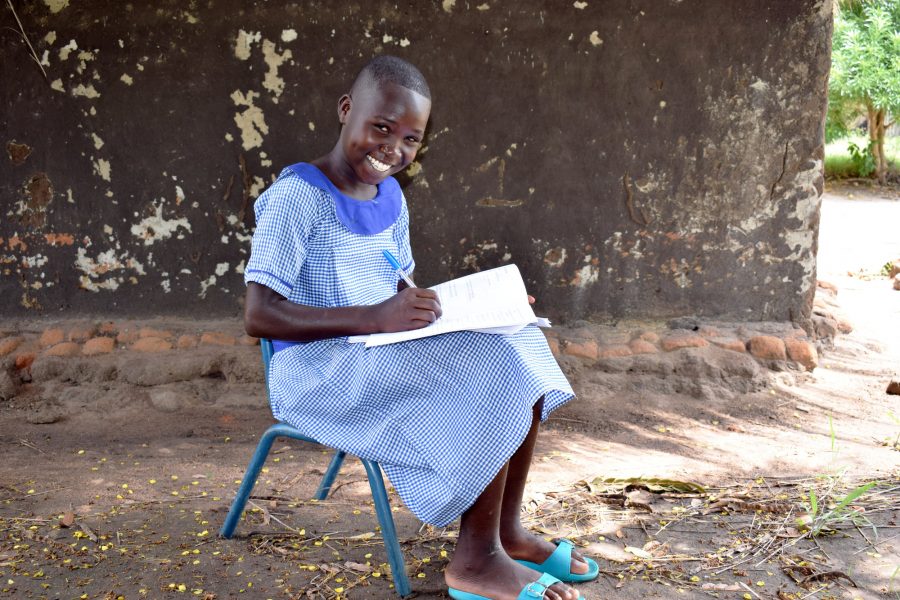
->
xmin=867 ymin=102 xmax=887 ymax=183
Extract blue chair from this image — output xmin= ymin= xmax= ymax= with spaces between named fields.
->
xmin=219 ymin=338 xmax=411 ymax=597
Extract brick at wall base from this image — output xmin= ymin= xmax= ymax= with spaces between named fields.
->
xmin=0 ymin=337 xmax=23 ymax=357
xmin=563 ymin=339 xmax=599 ymax=360
xmin=44 ymin=342 xmax=81 ymax=357
xmin=748 ymin=336 xmax=787 ymax=361
xmin=177 ymin=335 xmax=199 ymax=349
xmin=628 ymin=339 xmax=658 ymax=354
xmin=660 ymin=334 xmax=709 ymax=352
xmin=201 ymin=332 xmax=236 ymax=347
xmin=83 ymin=337 xmax=115 ymax=356
xmin=784 ymin=338 xmax=817 ymax=371
xmin=39 ymin=328 xmax=65 ymax=348
xmin=15 ymin=352 xmax=36 ymax=371
xmin=132 ymin=337 xmax=174 ymax=353
xmin=598 ymin=344 xmax=632 ymax=359
xmin=709 ymin=337 xmax=747 ymax=353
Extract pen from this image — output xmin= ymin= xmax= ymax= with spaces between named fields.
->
xmin=382 ymin=249 xmax=417 ymax=288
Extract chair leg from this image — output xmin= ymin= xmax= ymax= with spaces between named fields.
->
xmin=361 ymin=459 xmax=411 ymax=597
xmin=219 ymin=425 xmax=280 ymax=539
xmin=314 ymin=450 xmax=347 ymax=500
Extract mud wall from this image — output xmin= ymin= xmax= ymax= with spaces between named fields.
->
xmin=1 ymin=0 xmax=831 ymax=324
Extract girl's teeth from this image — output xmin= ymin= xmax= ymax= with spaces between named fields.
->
xmin=368 ymin=155 xmax=391 ymax=172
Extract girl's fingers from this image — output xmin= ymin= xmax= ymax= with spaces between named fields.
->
xmin=412 ymin=299 xmax=442 ymax=317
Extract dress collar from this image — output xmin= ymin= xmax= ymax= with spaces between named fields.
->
xmin=287 ymin=162 xmax=401 ymax=235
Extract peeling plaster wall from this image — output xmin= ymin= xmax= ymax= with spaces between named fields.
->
xmin=1 ymin=0 xmax=830 ymax=324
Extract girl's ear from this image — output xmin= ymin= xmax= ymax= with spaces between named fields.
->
xmin=337 ymin=94 xmax=352 ymax=124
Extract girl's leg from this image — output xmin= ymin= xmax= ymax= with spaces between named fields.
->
xmin=499 ymin=398 xmax=590 ymax=575
xmin=445 ymin=457 xmax=580 ymax=600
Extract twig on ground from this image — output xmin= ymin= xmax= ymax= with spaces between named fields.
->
xmin=739 ymin=581 xmax=763 ymax=599
xmin=852 ymin=532 xmax=900 ymax=555
xmin=18 ymin=438 xmax=45 ymax=454
xmin=247 ymin=499 xmax=302 ymax=533
xmin=798 ymin=584 xmax=831 ymax=599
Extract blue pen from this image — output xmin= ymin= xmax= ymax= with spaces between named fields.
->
xmin=382 ymin=249 xmax=416 ymax=288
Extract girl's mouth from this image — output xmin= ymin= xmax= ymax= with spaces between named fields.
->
xmin=367 ymin=154 xmax=393 ymax=173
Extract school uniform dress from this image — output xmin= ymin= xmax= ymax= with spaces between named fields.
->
xmin=245 ymin=162 xmax=575 ymax=526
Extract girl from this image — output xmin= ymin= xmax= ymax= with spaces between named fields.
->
xmin=244 ymin=55 xmax=596 ymax=600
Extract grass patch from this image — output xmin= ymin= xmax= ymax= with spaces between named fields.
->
xmin=825 ymin=134 xmax=900 ymax=179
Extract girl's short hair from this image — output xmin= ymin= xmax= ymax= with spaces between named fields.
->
xmin=356 ymin=55 xmax=431 ymax=100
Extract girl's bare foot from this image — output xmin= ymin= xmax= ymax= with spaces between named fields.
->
xmin=501 ymin=528 xmax=590 ymax=576
xmin=445 ymin=544 xmax=580 ymax=600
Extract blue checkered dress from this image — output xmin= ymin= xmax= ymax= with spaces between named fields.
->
xmin=245 ymin=164 xmax=575 ymax=526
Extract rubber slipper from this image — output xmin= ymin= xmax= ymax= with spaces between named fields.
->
xmin=448 ymin=571 xmax=585 ymax=599
xmin=514 ymin=538 xmax=600 ymax=583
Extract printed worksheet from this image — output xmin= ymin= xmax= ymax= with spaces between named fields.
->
xmin=347 ymin=264 xmax=550 ymax=347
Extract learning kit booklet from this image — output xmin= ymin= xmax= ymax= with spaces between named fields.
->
xmin=347 ymin=264 xmax=550 ymax=348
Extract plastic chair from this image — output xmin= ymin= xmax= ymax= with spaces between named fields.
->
xmin=219 ymin=338 xmax=411 ymax=597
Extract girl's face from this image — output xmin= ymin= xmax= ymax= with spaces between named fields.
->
xmin=337 ymin=81 xmax=431 ymax=187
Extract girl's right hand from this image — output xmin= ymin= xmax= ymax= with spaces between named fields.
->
xmin=372 ymin=287 xmax=442 ymax=332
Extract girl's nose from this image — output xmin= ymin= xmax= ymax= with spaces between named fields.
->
xmin=380 ymin=143 xmax=398 ymax=156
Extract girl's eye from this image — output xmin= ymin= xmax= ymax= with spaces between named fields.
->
xmin=406 ymin=137 xmax=421 ymax=145
xmin=375 ymin=124 xmax=389 ymax=133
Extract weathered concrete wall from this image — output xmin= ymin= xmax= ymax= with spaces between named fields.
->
xmin=1 ymin=0 xmax=831 ymax=325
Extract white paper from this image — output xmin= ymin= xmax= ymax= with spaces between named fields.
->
xmin=347 ymin=264 xmax=550 ymax=347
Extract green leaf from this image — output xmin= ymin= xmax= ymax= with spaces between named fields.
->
xmin=832 ymin=481 xmax=877 ymax=514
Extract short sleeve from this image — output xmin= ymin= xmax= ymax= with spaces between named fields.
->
xmin=245 ymin=173 xmax=319 ymax=298
xmin=393 ymin=193 xmax=415 ymax=274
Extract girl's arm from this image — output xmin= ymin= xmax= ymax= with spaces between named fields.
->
xmin=244 ymin=282 xmax=442 ymax=342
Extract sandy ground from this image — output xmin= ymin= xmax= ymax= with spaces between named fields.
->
xmin=0 ymin=185 xmax=898 ymax=600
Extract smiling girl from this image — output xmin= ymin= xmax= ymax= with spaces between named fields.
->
xmin=243 ymin=55 xmax=594 ymax=600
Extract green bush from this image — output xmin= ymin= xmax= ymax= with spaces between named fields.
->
xmin=847 ymin=141 xmax=877 ymax=177
xmin=826 ymin=135 xmax=900 ymax=179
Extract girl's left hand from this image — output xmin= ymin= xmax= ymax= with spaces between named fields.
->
xmin=527 ymin=295 xmax=535 ymax=304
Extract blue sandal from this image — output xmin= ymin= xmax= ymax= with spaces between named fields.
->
xmin=514 ymin=539 xmax=600 ymax=583
xmin=448 ymin=571 xmax=585 ymax=599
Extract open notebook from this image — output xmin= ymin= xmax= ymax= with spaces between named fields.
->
xmin=347 ymin=264 xmax=550 ymax=348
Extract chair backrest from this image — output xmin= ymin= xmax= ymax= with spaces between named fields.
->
xmin=260 ymin=338 xmax=274 ymax=397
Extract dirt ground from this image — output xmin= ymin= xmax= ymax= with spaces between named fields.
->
xmin=1 ymin=184 xmax=899 ymax=600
